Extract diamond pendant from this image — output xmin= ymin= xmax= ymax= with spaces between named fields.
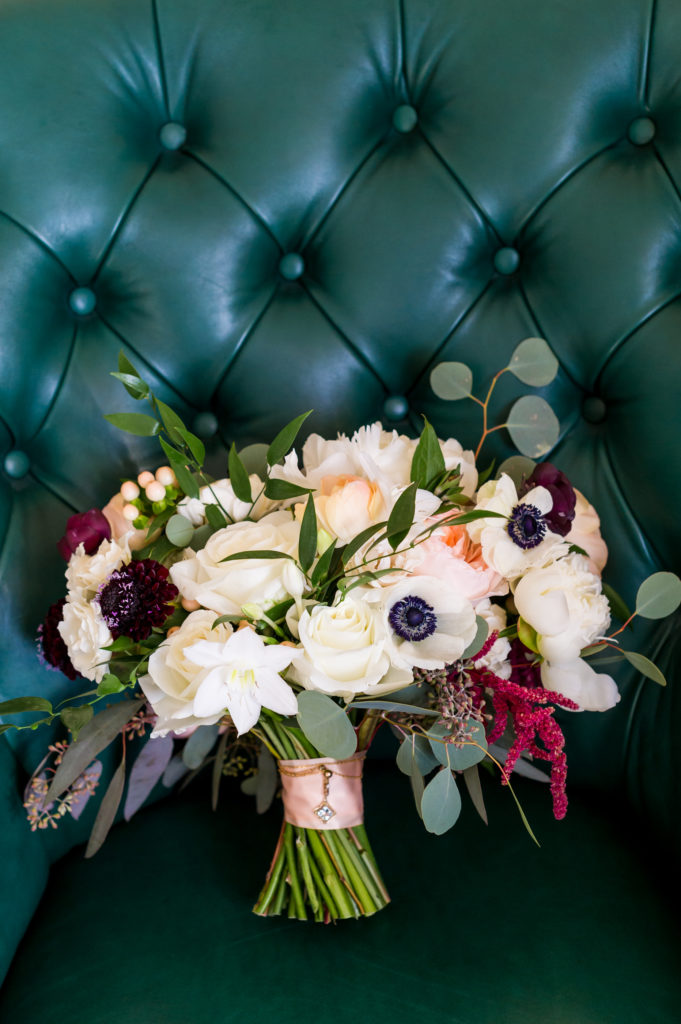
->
xmin=313 ymin=802 xmax=336 ymax=824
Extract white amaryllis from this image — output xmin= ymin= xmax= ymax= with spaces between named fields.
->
xmin=182 ymin=628 xmax=298 ymax=735
xmin=375 ymin=575 xmax=477 ymax=670
xmin=58 ymin=599 xmax=112 ymax=682
xmin=65 ymin=536 xmax=131 ymax=600
xmin=169 ymin=511 xmax=305 ymax=616
xmin=177 ymin=474 xmax=272 ymax=526
xmin=466 ymin=474 xmax=567 ymax=580
xmin=292 ymin=595 xmax=411 ymax=699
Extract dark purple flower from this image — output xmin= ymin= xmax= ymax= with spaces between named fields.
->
xmin=37 ymin=598 xmax=78 ymax=680
xmin=57 ymin=509 xmax=111 ymax=561
xmin=97 ymin=559 xmax=178 ymax=642
xmin=521 ymin=462 xmax=576 ymax=537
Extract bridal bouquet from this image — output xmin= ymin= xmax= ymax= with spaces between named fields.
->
xmin=3 ymin=341 xmax=679 ymax=922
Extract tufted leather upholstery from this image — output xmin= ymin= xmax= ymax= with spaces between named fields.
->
xmin=1 ymin=0 xmax=680 ymax=1018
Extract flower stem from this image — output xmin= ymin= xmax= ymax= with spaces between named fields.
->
xmin=284 ymin=823 xmax=307 ymax=919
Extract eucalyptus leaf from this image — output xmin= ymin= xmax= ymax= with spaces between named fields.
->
xmin=421 ymin=768 xmax=462 ymax=835
xmin=69 ymin=760 xmax=103 ymax=820
xmin=124 ymin=735 xmax=174 ymax=820
xmin=428 ymin=721 xmax=487 ymax=770
xmin=462 ymin=616 xmax=489 ymax=660
xmin=497 ymin=455 xmax=536 ymax=489
xmin=46 ymin=698 xmax=144 ymax=802
xmin=60 ymin=704 xmax=94 ymax=739
xmin=429 ymin=361 xmax=473 ymax=401
xmin=165 ymin=513 xmax=194 ymax=548
xmin=255 ymin=744 xmax=278 ymax=814
xmin=190 ymin=523 xmax=215 ymax=550
xmin=410 ymin=760 xmax=425 ymax=819
xmin=182 ymin=723 xmax=221 ymax=769
xmin=410 ymin=418 xmax=446 ymax=489
xmin=297 ymin=691 xmax=357 ymax=759
xmin=620 ymin=649 xmax=667 ymax=686
xmin=85 ymin=753 xmax=126 ymax=858
xmin=103 ymin=412 xmax=160 ymax=437
xmin=0 ymin=696 xmax=53 ymax=716
xmin=396 ymin=735 xmax=439 ymax=777
xmin=228 ymin=443 xmax=253 ymax=503
xmin=507 ymin=337 xmax=558 ymax=386
xmin=463 ymin=765 xmax=488 ymax=824
xmin=162 ymin=754 xmax=190 ymax=788
xmin=635 ymin=572 xmax=681 ymax=620
xmin=267 ymin=411 xmax=312 ymax=467
xmin=349 ymin=700 xmax=438 ymax=716
xmin=507 ymin=396 xmax=559 ymax=458
xmin=298 ymin=494 xmax=318 ymax=573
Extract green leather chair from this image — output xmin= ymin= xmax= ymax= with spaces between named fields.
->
xmin=1 ymin=1 xmax=680 ymax=1020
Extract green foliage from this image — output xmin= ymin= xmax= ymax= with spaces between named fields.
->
xmin=602 ymin=582 xmax=632 ymax=623
xmin=239 ymin=443 xmax=269 ymax=477
xmin=205 ymin=504 xmax=227 ymax=530
xmin=182 ymin=723 xmax=221 ymax=769
xmin=165 ymin=513 xmax=194 ymax=548
xmin=462 ymin=615 xmax=489 ymax=660
xmin=386 ymin=481 xmax=417 ymax=550
xmin=266 ymin=411 xmax=312 ymax=467
xmin=620 ymin=649 xmax=667 ymax=686
xmin=296 ymin=691 xmax=357 ymax=759
xmin=410 ymin=418 xmax=446 ymax=489
xmin=154 ymin=397 xmax=187 ymax=446
xmin=517 ymin=617 xmax=540 ymax=654
xmin=264 ymin=478 xmax=313 ymax=500
xmin=635 ymin=572 xmax=681 ymax=620
xmin=463 ymin=764 xmax=488 ymax=824
xmin=429 ymin=361 xmax=473 ymax=400
xmin=507 ymin=337 xmax=558 ymax=386
xmin=0 ymin=696 xmax=53 ymax=716
xmin=110 ymin=372 xmax=149 ymax=400
xmin=220 ymin=549 xmax=296 ymax=563
xmin=507 ymin=396 xmax=559 ymax=457
xmin=103 ymin=412 xmax=160 ymax=437
xmin=427 ymin=721 xmax=487 ymax=770
xmin=298 ymin=494 xmax=318 ymax=573
xmin=340 ymin=521 xmax=387 ymax=566
xmin=228 ymin=443 xmax=253 ymax=503
xmin=96 ymin=675 xmax=126 ymax=696
xmin=421 ymin=768 xmax=462 ymax=834
xmin=496 ymin=455 xmax=536 ymax=488
xmin=311 ymin=538 xmax=337 ymax=586
xmin=85 ymin=753 xmax=127 ymax=858
xmin=349 ymin=699 xmax=437 ymax=716
xmin=396 ymin=735 xmax=439 ymax=777
xmin=60 ymin=704 xmax=94 ymax=739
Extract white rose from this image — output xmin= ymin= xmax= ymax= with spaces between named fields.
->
xmin=58 ymin=599 xmax=112 ymax=682
xmin=65 ymin=536 xmax=131 ymax=600
xmin=291 ymin=596 xmax=411 ymax=699
xmin=177 ymin=475 xmax=272 ymax=526
xmin=139 ymin=610 xmax=235 ymax=736
xmin=169 ymin=510 xmax=304 ymax=616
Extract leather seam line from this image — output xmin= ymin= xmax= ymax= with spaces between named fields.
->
xmin=151 ymin=0 xmax=170 ymax=119
xmin=405 ymin=279 xmax=493 ymax=397
xmin=23 ymin=469 xmax=80 ymax=517
xmin=396 ymin=0 xmax=408 ymax=95
xmin=30 ymin=324 xmax=79 ymax=441
xmin=652 ymin=142 xmax=681 ymax=207
xmin=640 ymin=0 xmax=658 ymax=106
xmin=185 ymin=151 xmax=283 ymax=251
xmin=0 ymin=210 xmax=75 ymax=282
xmin=210 ymin=284 xmax=279 ymax=401
xmin=593 ymin=286 xmax=681 ymax=387
xmin=92 ymin=156 xmax=161 ymax=284
xmin=517 ymin=279 xmax=581 ymax=391
xmin=97 ymin=316 xmax=198 ymax=409
xmin=0 ymin=410 xmax=15 ymax=447
xmin=301 ymin=135 xmax=389 ymax=252
xmin=300 ymin=283 xmax=388 ymax=392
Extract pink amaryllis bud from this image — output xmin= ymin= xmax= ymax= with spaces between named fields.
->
xmin=57 ymin=509 xmax=111 ymax=561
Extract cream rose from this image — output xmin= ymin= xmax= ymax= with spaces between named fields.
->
xmin=139 ymin=610 xmax=235 ymax=736
xmin=567 ymin=490 xmax=608 ymax=576
xmin=169 ymin=510 xmax=304 ymax=616
xmin=58 ymin=599 xmax=112 ymax=682
xmin=177 ymin=474 xmax=272 ymax=526
xmin=65 ymin=536 xmax=131 ymax=600
xmin=291 ymin=596 xmax=411 ymax=699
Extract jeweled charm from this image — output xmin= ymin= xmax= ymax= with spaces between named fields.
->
xmin=314 ymin=802 xmax=336 ymax=823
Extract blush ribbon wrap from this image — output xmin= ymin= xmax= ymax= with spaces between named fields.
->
xmin=278 ymin=752 xmax=366 ymax=829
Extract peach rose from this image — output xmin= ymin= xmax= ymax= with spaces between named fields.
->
xmin=566 ymin=490 xmax=608 ymax=576
xmin=403 ymin=520 xmax=509 ymax=603
xmin=308 ymin=474 xmax=386 ymax=545
xmin=102 ymin=492 xmax=150 ymax=551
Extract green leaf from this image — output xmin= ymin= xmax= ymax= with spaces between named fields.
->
xmin=429 ymin=361 xmax=473 ymax=401
xmin=0 ymin=696 xmax=53 ymax=716
xmin=154 ymin=397 xmax=187 ymax=445
xmin=507 ymin=337 xmax=558 ymax=386
xmin=205 ymin=503 xmax=227 ymax=530
xmin=97 ymin=674 xmax=126 ymax=696
xmin=267 ymin=410 xmax=312 ymax=467
xmin=212 ymin=729 xmax=229 ymax=811
xmin=264 ymin=478 xmax=313 ymax=500
xmin=254 ymin=743 xmax=278 ymax=814
xmin=85 ymin=752 xmax=127 ymax=858
xmin=386 ymin=481 xmax=417 ymax=551
xmin=620 ymin=649 xmax=667 ymax=686
xmin=228 ymin=443 xmax=253 ymax=503
xmin=507 ymin=396 xmax=559 ymax=458
xmin=110 ymin=372 xmax=149 ymax=400
xmin=410 ymin=419 xmax=446 ymax=489
xmin=477 ymin=459 xmax=496 ymax=486
xmin=172 ymin=461 xmax=200 ymax=500
xmin=220 ymin=549 xmax=296 ymax=563
xmin=118 ymin=350 xmax=142 ymax=378
xmin=296 ymin=691 xmax=357 ymax=759
xmin=46 ymin=698 xmax=144 ymax=802
xmin=635 ymin=572 xmax=681 ymax=620
xmin=158 ymin=437 xmax=186 ymax=467
xmin=349 ymin=700 xmax=438 ymax=716
xmin=182 ymin=723 xmax=221 ymax=769
xmin=165 ymin=513 xmax=194 ymax=548
xmin=602 ymin=582 xmax=632 ymax=623
xmin=517 ymin=617 xmax=540 ymax=654
xmin=463 ymin=764 xmax=488 ymax=824
xmin=428 ymin=721 xmax=487 ymax=770
xmin=496 ymin=455 xmax=536 ymax=489
xmin=410 ymin=759 xmax=425 ymax=819
xmin=298 ymin=494 xmax=318 ymax=573
xmin=340 ymin=521 xmax=387 ymax=566
xmin=178 ymin=427 xmax=206 ymax=468
xmin=442 ymin=509 xmax=506 ymax=526
xmin=190 ymin=523 xmax=216 ymax=551
xmin=103 ymin=412 xmax=160 ymax=437
xmin=60 ymin=704 xmax=94 ymax=739
xmin=102 ymin=636 xmax=134 ymax=652
xmin=421 ymin=768 xmax=462 ymax=835
xmin=396 ymin=735 xmax=439 ymax=777
xmin=462 ymin=615 xmax=489 ymax=660
xmin=239 ymin=443 xmax=269 ymax=477
xmin=0 ymin=723 xmax=14 ymax=735
xmin=311 ymin=538 xmax=338 ymax=585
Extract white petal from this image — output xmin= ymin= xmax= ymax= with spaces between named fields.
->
xmin=184 ymin=639 xmax=227 ymax=669
xmin=541 ymin=659 xmax=620 ymax=711
xmin=193 ymin=668 xmax=230 ymax=717
xmin=255 ymin=668 xmax=298 ymax=716
xmin=522 ymin=485 xmax=553 ymax=515
xmin=224 ymin=685 xmax=262 ymax=735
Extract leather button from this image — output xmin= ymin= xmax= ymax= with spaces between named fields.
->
xmin=383 ymin=395 xmax=409 ymax=421
xmin=582 ymin=396 xmax=607 ymax=424
xmin=627 ymin=116 xmax=656 ymax=146
xmin=4 ymin=450 xmax=30 ymax=479
xmin=494 ymin=247 xmax=520 ymax=275
xmin=68 ymin=287 xmax=96 ymax=316
xmin=392 ymin=105 xmax=418 ymax=133
xmin=279 ymin=253 xmax=305 ymax=280
xmin=159 ymin=122 xmax=187 ymax=150
xmin=193 ymin=412 xmax=219 ymax=438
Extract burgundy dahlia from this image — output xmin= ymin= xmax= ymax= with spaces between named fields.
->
xmin=57 ymin=509 xmax=111 ymax=561
xmin=37 ymin=598 xmax=77 ymax=680
xmin=97 ymin=559 xmax=178 ymax=642
xmin=521 ymin=462 xmax=576 ymax=537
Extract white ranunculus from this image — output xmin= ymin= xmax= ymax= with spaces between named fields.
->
xmin=466 ymin=474 xmax=568 ymax=580
xmin=540 ymin=658 xmax=620 ymax=712
xmin=65 ymin=536 xmax=131 ymax=600
xmin=513 ymin=552 xmax=611 ymax=663
xmin=58 ymin=599 xmax=112 ymax=682
xmin=139 ymin=610 xmax=235 ymax=736
xmin=292 ymin=596 xmax=411 ymax=699
xmin=473 ymin=599 xmax=511 ymax=678
xmin=177 ymin=475 xmax=272 ymax=526
xmin=169 ymin=511 xmax=304 ymax=616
